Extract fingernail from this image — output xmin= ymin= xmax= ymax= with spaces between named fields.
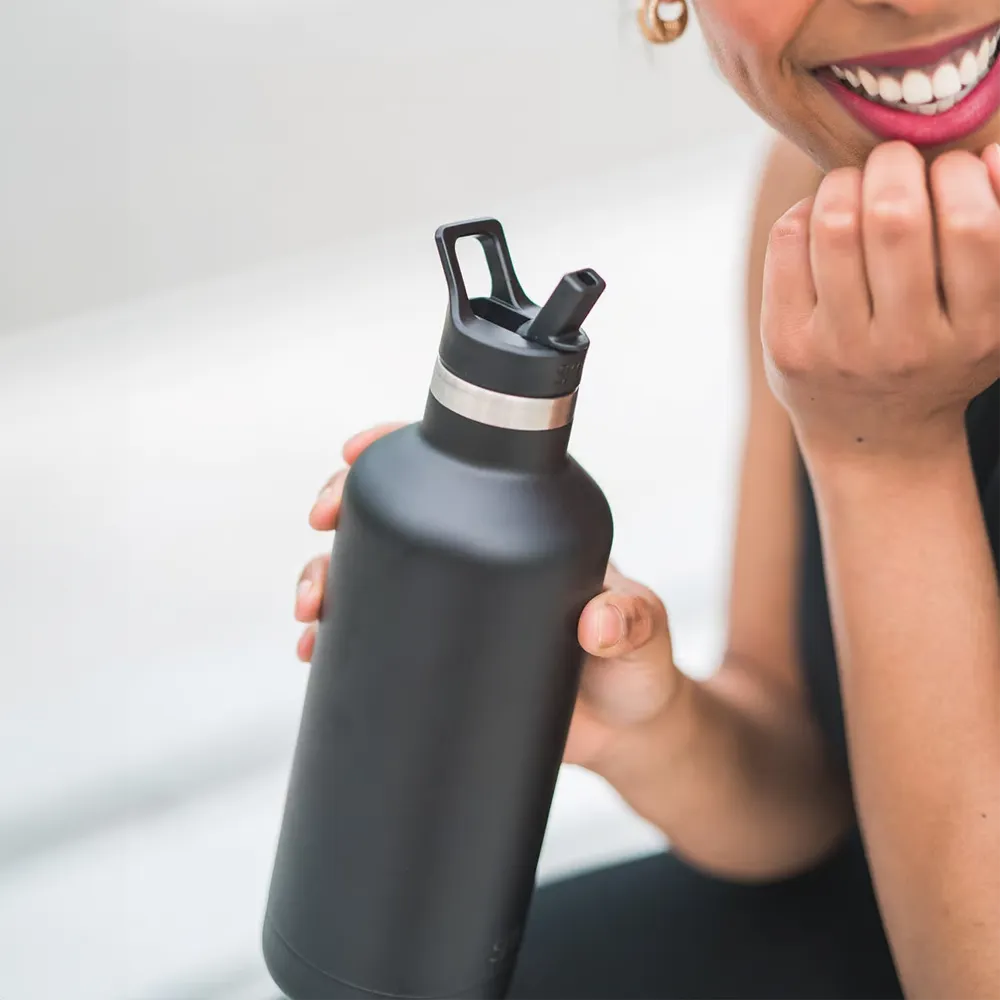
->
xmin=597 ymin=604 xmax=625 ymax=649
xmin=297 ymin=578 xmax=313 ymax=604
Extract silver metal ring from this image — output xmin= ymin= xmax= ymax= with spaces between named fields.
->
xmin=429 ymin=358 xmax=577 ymax=432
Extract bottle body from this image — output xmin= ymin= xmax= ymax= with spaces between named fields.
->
xmin=264 ymin=411 xmax=613 ymax=999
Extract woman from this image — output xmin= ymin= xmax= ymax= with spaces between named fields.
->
xmin=293 ymin=1 xmax=1000 ymax=996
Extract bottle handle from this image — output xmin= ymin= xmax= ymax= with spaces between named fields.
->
xmin=434 ymin=219 xmax=535 ymax=325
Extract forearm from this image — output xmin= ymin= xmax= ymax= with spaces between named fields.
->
xmin=808 ymin=438 xmax=1000 ymax=998
xmin=594 ymin=655 xmax=853 ymax=881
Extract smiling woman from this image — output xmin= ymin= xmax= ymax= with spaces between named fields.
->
xmin=292 ymin=1 xmax=1000 ymax=998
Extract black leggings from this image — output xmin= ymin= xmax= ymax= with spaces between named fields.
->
xmin=508 ymin=830 xmax=903 ymax=999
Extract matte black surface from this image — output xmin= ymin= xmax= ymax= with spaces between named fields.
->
xmin=264 ymin=408 xmax=613 ymax=998
xmin=434 ymin=218 xmax=603 ymax=398
xmin=261 ymin=841 xmax=900 ymax=1000
xmin=508 ymin=833 xmax=903 ymax=999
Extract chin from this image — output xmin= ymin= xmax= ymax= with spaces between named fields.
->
xmin=777 ymin=101 xmax=999 ymax=173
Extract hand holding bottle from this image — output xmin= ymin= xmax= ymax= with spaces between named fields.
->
xmin=295 ymin=423 xmax=682 ymax=777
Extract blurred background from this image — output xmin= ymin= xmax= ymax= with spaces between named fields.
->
xmin=0 ymin=1 xmax=770 ymax=997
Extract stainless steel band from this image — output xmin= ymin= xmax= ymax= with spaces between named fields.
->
xmin=428 ymin=357 xmax=577 ymax=432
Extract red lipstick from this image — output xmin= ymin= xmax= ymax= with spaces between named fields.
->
xmin=833 ymin=24 xmax=997 ymax=71
xmin=818 ymin=22 xmax=1000 ymax=147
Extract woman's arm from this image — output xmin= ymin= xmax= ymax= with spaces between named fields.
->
xmin=763 ymin=142 xmax=1000 ymax=998
xmin=593 ymin=137 xmax=855 ymax=880
xmin=813 ymin=433 xmax=1000 ymax=998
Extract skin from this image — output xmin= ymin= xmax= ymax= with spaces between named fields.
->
xmin=695 ymin=0 xmax=1000 ymax=168
xmin=295 ymin=2 xmax=1000 ymax=996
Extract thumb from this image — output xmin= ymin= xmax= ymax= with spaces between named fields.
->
xmin=579 ymin=588 xmax=672 ymax=665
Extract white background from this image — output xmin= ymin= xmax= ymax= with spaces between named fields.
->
xmin=0 ymin=2 xmax=769 ymax=998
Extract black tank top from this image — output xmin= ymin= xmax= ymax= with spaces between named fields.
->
xmin=798 ymin=379 xmax=1000 ymax=771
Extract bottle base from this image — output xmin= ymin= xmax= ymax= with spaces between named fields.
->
xmin=262 ymin=916 xmax=510 ymax=1000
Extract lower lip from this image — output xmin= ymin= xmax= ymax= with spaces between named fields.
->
xmin=820 ymin=53 xmax=1000 ymax=146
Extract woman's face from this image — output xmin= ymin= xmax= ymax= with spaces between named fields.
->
xmin=693 ymin=0 xmax=1000 ymax=169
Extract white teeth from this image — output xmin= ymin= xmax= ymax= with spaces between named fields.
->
xmin=879 ymin=74 xmax=903 ymax=102
xmin=858 ymin=67 xmax=880 ymax=96
xmin=829 ymin=28 xmax=998 ymax=116
xmin=959 ymin=50 xmax=980 ymax=85
xmin=902 ymin=69 xmax=934 ymax=103
xmin=931 ymin=62 xmax=962 ymax=99
xmin=979 ymin=37 xmax=993 ymax=72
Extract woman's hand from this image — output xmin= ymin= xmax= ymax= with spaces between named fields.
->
xmin=761 ymin=141 xmax=1000 ymax=469
xmin=293 ymin=424 xmax=682 ymax=775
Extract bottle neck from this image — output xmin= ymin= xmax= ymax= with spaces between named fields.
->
xmin=420 ymin=359 xmax=574 ymax=472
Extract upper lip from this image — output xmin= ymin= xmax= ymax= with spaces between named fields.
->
xmin=818 ymin=20 xmax=999 ymax=71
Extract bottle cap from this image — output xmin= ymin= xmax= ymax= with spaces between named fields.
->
xmin=434 ymin=219 xmax=605 ymax=399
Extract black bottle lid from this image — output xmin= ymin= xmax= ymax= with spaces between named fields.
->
xmin=434 ymin=218 xmax=605 ymax=399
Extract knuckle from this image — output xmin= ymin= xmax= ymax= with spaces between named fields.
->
xmin=939 ymin=209 xmax=1000 ymax=245
xmin=620 ymin=597 xmax=657 ymax=648
xmin=625 ymin=592 xmax=668 ymax=646
xmin=812 ymin=206 xmax=860 ymax=243
xmin=866 ymin=193 xmax=925 ymax=242
xmin=884 ymin=354 xmax=925 ymax=380
xmin=875 ymin=338 xmax=930 ymax=379
xmin=765 ymin=332 xmax=810 ymax=377
xmin=646 ymin=592 xmax=669 ymax=632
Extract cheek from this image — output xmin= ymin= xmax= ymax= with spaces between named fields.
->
xmin=693 ymin=0 xmax=872 ymax=170
xmin=694 ymin=0 xmax=812 ymax=101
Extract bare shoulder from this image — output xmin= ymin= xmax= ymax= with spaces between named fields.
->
xmin=725 ymin=136 xmax=822 ymax=689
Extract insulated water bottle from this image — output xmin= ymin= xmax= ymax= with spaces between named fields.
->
xmin=263 ymin=218 xmax=614 ymax=999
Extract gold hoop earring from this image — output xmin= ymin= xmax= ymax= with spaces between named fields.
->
xmin=637 ymin=0 xmax=689 ymax=44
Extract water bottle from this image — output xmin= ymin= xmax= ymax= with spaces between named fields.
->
xmin=263 ymin=218 xmax=614 ymax=999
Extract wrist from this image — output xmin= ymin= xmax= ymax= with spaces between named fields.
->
xmin=800 ymin=419 xmax=973 ymax=500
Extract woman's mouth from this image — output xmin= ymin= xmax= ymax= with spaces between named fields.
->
xmin=816 ymin=22 xmax=1000 ymax=146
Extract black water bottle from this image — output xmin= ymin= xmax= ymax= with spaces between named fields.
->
xmin=263 ymin=218 xmax=614 ymax=1000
